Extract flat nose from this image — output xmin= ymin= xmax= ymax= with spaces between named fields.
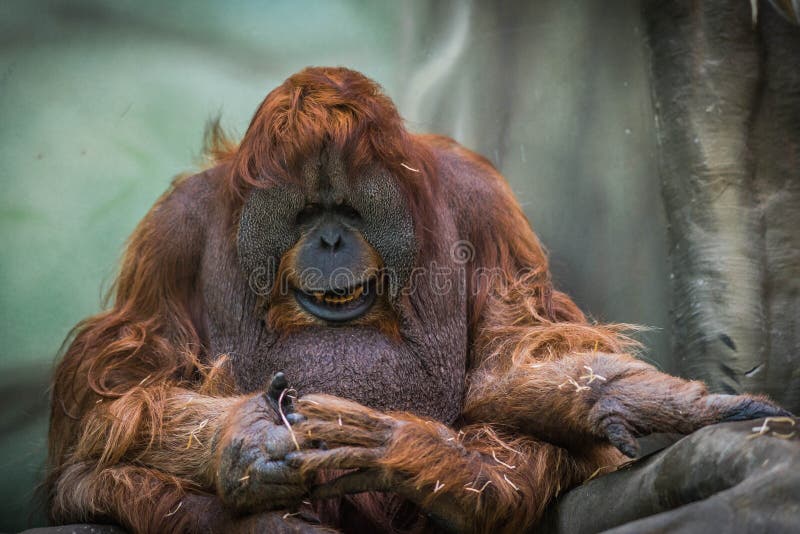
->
xmin=319 ymin=224 xmax=342 ymax=251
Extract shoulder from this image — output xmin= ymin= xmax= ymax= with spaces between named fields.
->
xmin=416 ymin=134 xmax=518 ymax=217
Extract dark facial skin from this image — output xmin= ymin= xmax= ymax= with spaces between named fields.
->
xmin=202 ymin=151 xmax=467 ymax=424
xmin=292 ymin=202 xmax=379 ymax=322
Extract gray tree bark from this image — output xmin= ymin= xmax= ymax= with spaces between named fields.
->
xmin=540 ymin=418 xmax=800 ymax=533
xmin=643 ymin=0 xmax=800 ymax=411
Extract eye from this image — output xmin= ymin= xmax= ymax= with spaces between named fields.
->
xmin=335 ymin=204 xmax=361 ymax=221
xmin=296 ymin=204 xmax=322 ymax=225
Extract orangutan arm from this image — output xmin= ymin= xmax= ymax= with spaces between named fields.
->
xmin=463 ymin=348 xmax=789 ymax=457
xmin=47 ymin=176 xmax=326 ymax=533
xmin=289 ymin=394 xmax=615 ymax=533
xmin=436 ymin=138 xmax=788 ymax=456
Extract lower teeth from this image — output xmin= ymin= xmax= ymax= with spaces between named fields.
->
xmin=309 ymin=285 xmax=368 ymax=306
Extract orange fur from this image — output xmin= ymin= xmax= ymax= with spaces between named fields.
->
xmin=46 ymin=67 xmax=758 ymax=534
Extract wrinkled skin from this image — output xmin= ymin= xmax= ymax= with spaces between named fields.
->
xmin=215 ymin=375 xmax=309 ymax=514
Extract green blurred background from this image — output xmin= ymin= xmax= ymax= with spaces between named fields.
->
xmin=0 ymin=0 xmax=668 ymax=530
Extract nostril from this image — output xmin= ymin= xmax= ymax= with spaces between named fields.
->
xmin=320 ymin=229 xmax=342 ymax=250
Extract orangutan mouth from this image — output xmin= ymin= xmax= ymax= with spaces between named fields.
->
xmin=294 ymin=278 xmax=376 ymax=322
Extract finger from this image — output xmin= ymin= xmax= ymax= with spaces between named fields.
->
xmin=268 ymin=372 xmax=289 ymax=400
xmin=297 ymin=395 xmax=393 ymax=431
xmin=285 ymin=446 xmax=386 ymax=471
xmin=267 ymin=371 xmax=300 ymax=418
xmin=310 ymin=470 xmax=468 ymax=533
xmin=222 ymin=462 xmax=306 ymax=512
xmin=248 ymin=458 xmax=306 ymax=485
xmin=707 ymin=394 xmax=794 ymax=422
xmin=309 ymin=468 xmax=393 ymax=499
xmin=603 ymin=419 xmax=640 ymax=458
xmin=296 ymin=419 xmax=389 ymax=448
xmin=264 ymin=425 xmax=304 ymax=458
xmin=253 ymin=484 xmax=307 ymax=503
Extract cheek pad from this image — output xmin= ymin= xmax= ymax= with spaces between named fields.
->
xmin=237 ymin=186 xmax=304 ymax=298
xmin=350 ymin=172 xmax=416 ymax=300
